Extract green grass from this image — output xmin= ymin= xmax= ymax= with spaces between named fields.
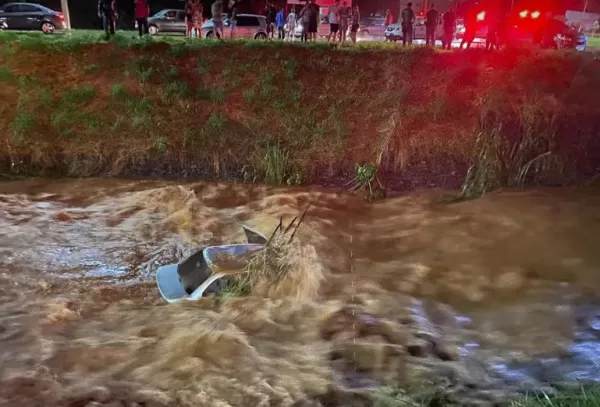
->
xmin=511 ymin=387 xmax=600 ymax=407
xmin=0 ymin=65 xmax=15 ymax=83
xmin=586 ymin=36 xmax=600 ymax=48
xmin=370 ymin=386 xmax=600 ymax=407
xmin=1 ymin=32 xmax=598 ymax=191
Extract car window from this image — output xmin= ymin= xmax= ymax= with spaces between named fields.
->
xmin=152 ymin=10 xmax=166 ymax=18
xmin=2 ymin=4 xmax=20 ymax=13
xmin=165 ymin=10 xmax=176 ymax=18
xmin=176 ymin=11 xmax=186 ymax=21
xmin=18 ymin=4 xmax=42 ymax=12
xmin=236 ymin=16 xmax=259 ymax=26
xmin=367 ymin=18 xmax=385 ymax=26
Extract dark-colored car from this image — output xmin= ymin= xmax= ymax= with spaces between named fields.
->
xmin=0 ymin=2 xmax=66 ymax=33
xmin=145 ymin=9 xmax=187 ymax=35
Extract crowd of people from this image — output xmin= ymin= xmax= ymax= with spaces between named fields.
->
xmin=95 ymin=0 xmax=525 ymax=51
xmin=246 ymin=0 xmax=362 ymax=44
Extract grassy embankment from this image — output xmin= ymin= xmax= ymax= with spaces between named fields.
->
xmin=1 ymin=31 xmax=599 ymax=198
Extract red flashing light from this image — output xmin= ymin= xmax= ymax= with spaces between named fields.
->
xmin=57 ymin=12 xmax=65 ymax=21
xmin=531 ymin=10 xmax=540 ymax=18
xmin=519 ymin=9 xmax=528 ymax=18
xmin=476 ymin=11 xmax=485 ymax=21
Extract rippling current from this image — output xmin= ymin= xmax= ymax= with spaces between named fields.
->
xmin=1 ymin=178 xmax=600 ymax=407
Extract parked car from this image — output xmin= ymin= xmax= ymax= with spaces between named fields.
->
xmin=507 ymin=14 xmax=588 ymax=50
xmin=202 ymin=14 xmax=266 ymax=39
xmin=0 ymin=2 xmax=66 ymax=34
xmin=385 ymin=17 xmax=444 ymax=42
xmin=358 ymin=16 xmax=387 ymax=39
xmin=145 ymin=9 xmax=187 ymax=35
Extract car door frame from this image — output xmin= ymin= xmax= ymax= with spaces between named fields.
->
xmin=17 ymin=3 xmax=44 ymax=31
xmin=0 ymin=4 xmax=25 ymax=30
xmin=160 ymin=9 xmax=178 ymax=32
xmin=174 ymin=10 xmax=187 ymax=34
xmin=235 ymin=15 xmax=257 ymax=39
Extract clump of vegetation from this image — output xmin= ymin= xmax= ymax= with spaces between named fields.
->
xmin=0 ymin=66 xmax=15 ymax=83
xmin=347 ymin=163 xmax=386 ymax=201
xmin=221 ymin=208 xmax=322 ymax=300
xmin=511 ymin=386 xmax=600 ymax=407
xmin=458 ymin=96 xmax=566 ymax=200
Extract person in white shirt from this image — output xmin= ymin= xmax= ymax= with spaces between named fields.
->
xmin=327 ymin=0 xmax=340 ymax=42
xmin=287 ymin=7 xmax=297 ymax=41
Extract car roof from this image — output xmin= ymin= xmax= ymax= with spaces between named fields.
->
xmin=3 ymin=2 xmax=52 ymax=10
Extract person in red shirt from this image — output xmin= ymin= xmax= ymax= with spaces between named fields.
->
xmin=385 ymin=9 xmax=393 ymax=27
xmin=134 ymin=0 xmax=150 ymax=37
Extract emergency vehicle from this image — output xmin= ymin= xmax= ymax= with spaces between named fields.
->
xmin=460 ymin=4 xmax=587 ymax=50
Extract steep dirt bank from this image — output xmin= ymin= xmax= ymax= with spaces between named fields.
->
xmin=1 ymin=39 xmax=599 ymax=189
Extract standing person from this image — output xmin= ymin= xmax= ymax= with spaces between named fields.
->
xmin=485 ymin=11 xmax=499 ymax=50
xmin=299 ymin=1 xmax=309 ymax=42
xmin=425 ymin=3 xmax=439 ymax=46
xmin=211 ymin=0 xmax=223 ymax=39
xmin=385 ymin=8 xmax=393 ymax=28
xmin=276 ymin=7 xmax=286 ymax=39
xmin=308 ymin=0 xmax=319 ymax=42
xmin=134 ymin=0 xmax=150 ymax=37
xmin=460 ymin=8 xmax=477 ymax=49
xmin=349 ymin=4 xmax=359 ymax=44
xmin=98 ymin=0 xmax=117 ymax=36
xmin=299 ymin=1 xmax=310 ymax=42
xmin=338 ymin=1 xmax=349 ymax=42
xmin=327 ymin=0 xmax=340 ymax=42
xmin=266 ymin=2 xmax=276 ymax=39
xmin=229 ymin=0 xmax=238 ymax=39
xmin=185 ymin=1 xmax=194 ymax=38
xmin=287 ymin=7 xmax=297 ymax=41
xmin=441 ymin=8 xmax=456 ymax=50
xmin=400 ymin=2 xmax=415 ymax=46
xmin=193 ymin=0 xmax=204 ymax=39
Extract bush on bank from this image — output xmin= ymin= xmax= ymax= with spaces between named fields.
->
xmin=1 ymin=33 xmax=599 ymax=193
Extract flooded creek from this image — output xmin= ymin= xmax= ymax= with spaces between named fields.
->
xmin=1 ymin=178 xmax=600 ymax=407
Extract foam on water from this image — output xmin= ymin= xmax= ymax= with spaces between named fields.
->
xmin=1 ymin=179 xmax=600 ymax=406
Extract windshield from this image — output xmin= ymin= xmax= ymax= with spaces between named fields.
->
xmin=363 ymin=18 xmax=385 ymax=26
xmin=151 ymin=10 xmax=167 ymax=18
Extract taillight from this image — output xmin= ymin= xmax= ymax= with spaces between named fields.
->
xmin=519 ymin=10 xmax=528 ymax=18
xmin=57 ymin=13 xmax=65 ymax=21
xmin=476 ymin=11 xmax=485 ymax=21
xmin=531 ymin=11 xmax=540 ymax=19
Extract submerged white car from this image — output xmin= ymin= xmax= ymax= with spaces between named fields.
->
xmin=156 ymin=225 xmax=267 ymax=303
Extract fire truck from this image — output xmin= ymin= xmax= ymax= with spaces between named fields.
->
xmin=457 ymin=0 xmax=588 ymax=49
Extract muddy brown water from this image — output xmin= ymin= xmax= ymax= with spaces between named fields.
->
xmin=1 ymin=178 xmax=600 ymax=407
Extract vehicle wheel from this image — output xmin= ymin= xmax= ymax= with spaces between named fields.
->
xmin=41 ymin=22 xmax=55 ymax=34
xmin=254 ymin=32 xmax=267 ymax=40
xmin=148 ymin=25 xmax=158 ymax=36
xmin=206 ymin=30 xmax=214 ymax=39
